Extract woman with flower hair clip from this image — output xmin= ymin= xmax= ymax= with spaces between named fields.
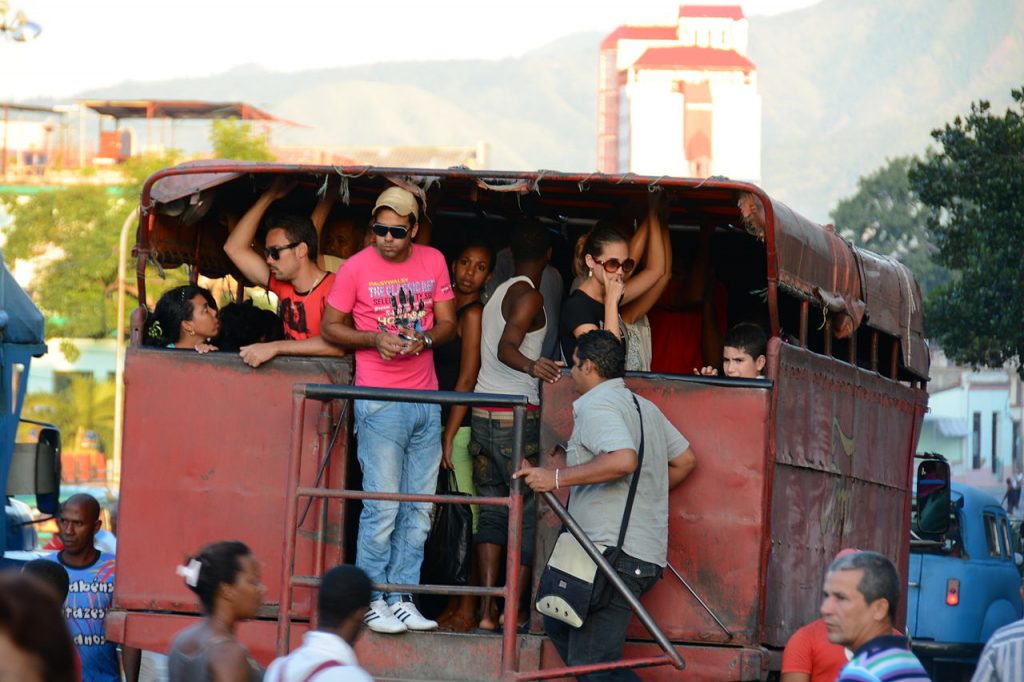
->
xmin=144 ymin=284 xmax=220 ymax=352
xmin=168 ymin=541 xmax=266 ymax=681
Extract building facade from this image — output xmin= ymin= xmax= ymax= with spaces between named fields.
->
xmin=919 ymin=349 xmax=1023 ymax=492
xmin=598 ymin=4 xmax=761 ymax=182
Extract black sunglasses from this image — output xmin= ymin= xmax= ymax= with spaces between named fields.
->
xmin=594 ymin=257 xmax=636 ymax=274
xmin=372 ymin=223 xmax=411 ymax=240
xmin=265 ymin=241 xmax=301 ymax=260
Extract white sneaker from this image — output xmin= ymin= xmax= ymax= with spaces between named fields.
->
xmin=391 ymin=598 xmax=438 ymax=631
xmin=364 ymin=598 xmax=408 ymax=634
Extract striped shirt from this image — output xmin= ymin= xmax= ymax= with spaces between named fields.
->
xmin=838 ymin=635 xmax=930 ymax=681
xmin=972 ymin=618 xmax=1024 ymax=682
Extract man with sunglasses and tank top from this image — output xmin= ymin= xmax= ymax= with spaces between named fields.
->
xmin=224 ymin=176 xmax=342 ymax=367
xmin=321 ymin=185 xmax=457 ymax=634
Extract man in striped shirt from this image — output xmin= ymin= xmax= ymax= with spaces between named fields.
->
xmin=820 ymin=551 xmax=930 ymax=681
xmin=972 ymin=616 xmax=1024 ymax=681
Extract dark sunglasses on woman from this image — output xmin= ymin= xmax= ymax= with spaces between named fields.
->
xmin=594 ymin=257 xmax=636 ymax=274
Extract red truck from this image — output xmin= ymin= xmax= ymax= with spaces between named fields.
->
xmin=107 ymin=163 xmax=929 ymax=680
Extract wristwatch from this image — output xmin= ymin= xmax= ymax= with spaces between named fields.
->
xmin=422 ymin=334 xmax=433 ymax=349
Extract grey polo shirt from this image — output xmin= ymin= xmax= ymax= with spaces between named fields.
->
xmin=565 ymin=377 xmax=690 ymax=566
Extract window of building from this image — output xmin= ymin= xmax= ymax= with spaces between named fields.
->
xmin=992 ymin=413 xmax=999 ymax=473
xmin=1014 ymin=421 xmax=1021 ymax=471
xmin=973 ymin=412 xmax=982 ymax=469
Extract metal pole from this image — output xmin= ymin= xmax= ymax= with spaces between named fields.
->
xmin=277 ymin=392 xmax=307 ymax=656
xmin=78 ymin=104 xmax=85 ymax=168
xmin=538 ymin=490 xmax=685 ymax=671
xmin=664 ymin=561 xmax=732 ymax=638
xmin=111 ymin=207 xmax=138 ymax=489
xmin=501 ymin=405 xmax=527 ymax=675
xmin=2 ymin=104 xmax=8 ymax=179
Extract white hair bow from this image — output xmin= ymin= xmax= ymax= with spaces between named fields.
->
xmin=175 ymin=558 xmax=202 ymax=587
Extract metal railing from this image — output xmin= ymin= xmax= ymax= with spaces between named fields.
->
xmin=278 ymin=383 xmax=684 ymax=679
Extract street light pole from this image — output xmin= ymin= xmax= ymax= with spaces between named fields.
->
xmin=112 ymin=207 xmax=138 ymax=489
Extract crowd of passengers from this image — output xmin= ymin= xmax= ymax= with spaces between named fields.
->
xmin=135 ymin=180 xmax=779 ymax=680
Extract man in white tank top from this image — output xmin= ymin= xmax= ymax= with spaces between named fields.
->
xmin=471 ymin=220 xmax=563 ymax=631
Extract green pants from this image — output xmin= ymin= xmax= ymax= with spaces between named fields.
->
xmin=450 ymin=426 xmax=479 ymax=533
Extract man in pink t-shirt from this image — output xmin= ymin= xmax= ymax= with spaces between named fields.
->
xmin=322 ymin=186 xmax=456 ymax=635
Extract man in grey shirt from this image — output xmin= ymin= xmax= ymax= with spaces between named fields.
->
xmin=516 ymin=330 xmax=697 ymax=680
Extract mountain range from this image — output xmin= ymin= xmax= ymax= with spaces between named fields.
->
xmin=74 ymin=0 xmax=1024 ymax=223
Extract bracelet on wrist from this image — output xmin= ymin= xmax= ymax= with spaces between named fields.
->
xmin=555 ymin=468 xmax=560 ymax=490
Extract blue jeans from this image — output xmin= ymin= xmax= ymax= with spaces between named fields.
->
xmin=354 ymin=399 xmax=442 ymax=603
xmin=470 ymin=409 xmax=540 ymax=564
xmin=543 ymin=552 xmax=662 ymax=681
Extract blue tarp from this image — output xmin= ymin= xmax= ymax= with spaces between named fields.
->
xmin=0 ymin=254 xmax=45 ymax=348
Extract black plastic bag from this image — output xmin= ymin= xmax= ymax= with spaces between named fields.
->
xmin=420 ymin=471 xmax=473 ymax=586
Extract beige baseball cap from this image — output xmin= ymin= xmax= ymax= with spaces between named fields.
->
xmin=373 ymin=187 xmax=419 ymax=221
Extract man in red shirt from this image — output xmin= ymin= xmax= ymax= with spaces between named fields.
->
xmin=782 ymin=549 xmax=860 ymax=682
xmin=224 ymin=176 xmax=343 ymax=367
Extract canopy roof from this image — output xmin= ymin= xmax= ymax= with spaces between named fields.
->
xmin=80 ymin=99 xmax=296 ymax=124
xmin=134 ymin=163 xmax=928 ymax=380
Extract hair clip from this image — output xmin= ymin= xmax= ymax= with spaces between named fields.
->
xmin=147 ymin=320 xmax=164 ymax=338
xmin=176 ymin=558 xmax=202 ymax=587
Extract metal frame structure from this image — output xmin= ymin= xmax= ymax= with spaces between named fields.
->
xmin=280 ymin=384 xmax=684 ymax=680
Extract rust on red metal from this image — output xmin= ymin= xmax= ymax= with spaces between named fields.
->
xmin=115 ymin=349 xmax=350 ymax=624
xmin=540 ymin=373 xmax=772 ymax=647
xmin=762 ymin=342 xmax=926 ymax=646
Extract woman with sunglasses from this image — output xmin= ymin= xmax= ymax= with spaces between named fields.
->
xmin=559 ymin=195 xmax=668 ymax=368
xmin=143 ymin=284 xmax=221 ymax=352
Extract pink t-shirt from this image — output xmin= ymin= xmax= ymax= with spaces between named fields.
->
xmin=328 ymin=243 xmax=453 ymax=390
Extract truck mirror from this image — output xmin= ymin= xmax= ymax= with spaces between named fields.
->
xmin=916 ymin=458 xmax=951 ymax=535
xmin=7 ymin=424 xmax=61 ymax=514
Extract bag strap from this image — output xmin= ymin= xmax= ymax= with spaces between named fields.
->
xmin=304 ymin=661 xmax=345 ymax=682
xmin=275 ymin=660 xmax=345 ymax=682
xmin=614 ymin=395 xmax=646 ymax=551
xmin=438 ymin=469 xmax=460 ymax=495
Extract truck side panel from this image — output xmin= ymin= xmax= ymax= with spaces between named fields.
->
xmin=115 ymin=350 xmax=351 ymax=622
xmin=764 ymin=342 xmax=925 ymax=646
xmin=539 ymin=374 xmax=772 ymax=647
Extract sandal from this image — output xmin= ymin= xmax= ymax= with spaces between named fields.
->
xmin=439 ymin=611 xmax=477 ymax=633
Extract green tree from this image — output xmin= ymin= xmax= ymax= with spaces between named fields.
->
xmin=831 ymin=157 xmax=951 ymax=296
xmin=22 ymin=375 xmax=116 ymax=456
xmin=210 ymin=118 xmax=275 ymax=161
xmin=2 ymin=185 xmax=126 ymax=338
xmin=910 ymin=86 xmax=1024 ymax=371
xmin=0 ymin=151 xmax=183 ymax=338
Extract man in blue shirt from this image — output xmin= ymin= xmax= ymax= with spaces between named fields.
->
xmin=44 ymin=493 xmax=139 ymax=682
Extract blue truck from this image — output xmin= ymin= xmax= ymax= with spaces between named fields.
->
xmin=908 ymin=475 xmax=1023 ymax=681
xmin=0 ymin=254 xmax=60 ymax=561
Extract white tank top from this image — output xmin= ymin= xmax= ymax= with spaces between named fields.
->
xmin=474 ymin=275 xmax=547 ymax=405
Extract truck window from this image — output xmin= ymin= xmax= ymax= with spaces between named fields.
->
xmin=984 ymin=513 xmax=1002 ymax=558
xmin=1000 ymin=516 xmax=1013 ymax=560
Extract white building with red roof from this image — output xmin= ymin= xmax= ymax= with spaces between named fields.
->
xmin=598 ymin=4 xmax=761 ymax=183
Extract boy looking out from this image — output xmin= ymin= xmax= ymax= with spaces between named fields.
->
xmin=696 ymin=322 xmax=767 ymax=379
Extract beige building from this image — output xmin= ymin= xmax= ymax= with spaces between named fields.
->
xmin=598 ymin=4 xmax=761 ymax=182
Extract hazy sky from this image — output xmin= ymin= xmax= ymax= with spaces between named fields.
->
xmin=3 ymin=0 xmax=821 ymax=101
